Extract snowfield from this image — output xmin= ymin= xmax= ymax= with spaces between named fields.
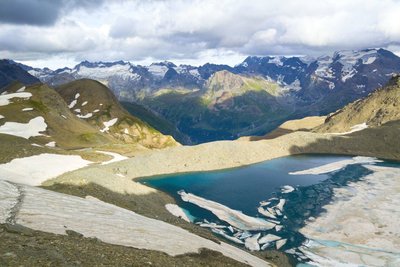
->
xmin=0 ymin=180 xmax=270 ymax=267
xmin=0 ymin=116 xmax=47 ymax=139
xmin=0 ymin=153 xmax=92 ymax=186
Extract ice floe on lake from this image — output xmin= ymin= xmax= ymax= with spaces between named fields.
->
xmin=245 ymin=233 xmax=261 ymax=251
xmin=289 ymin=156 xmax=382 ymax=175
xmin=179 ymin=191 xmax=276 ymax=231
xmin=281 ymin=185 xmax=295 ymax=193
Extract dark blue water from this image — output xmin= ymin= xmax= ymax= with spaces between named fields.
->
xmin=139 ymin=154 xmax=398 ymax=264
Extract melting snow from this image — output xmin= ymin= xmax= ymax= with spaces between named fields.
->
xmin=82 ymin=101 xmax=88 ymax=106
xmin=0 ymin=92 xmax=32 ymax=106
xmin=22 ymin=107 xmax=33 ymax=112
xmin=75 ymin=93 xmax=80 ymax=99
xmin=97 ymin=151 xmax=128 ymax=165
xmin=0 ymin=116 xmax=47 ymax=139
xmin=68 ymin=100 xmax=77 ymax=109
xmin=45 ymin=141 xmax=56 ymax=147
xmin=100 ymin=118 xmax=118 ymax=133
xmin=77 ymin=113 xmax=93 ymax=119
xmin=16 ymin=86 xmax=26 ymax=92
xmin=0 ymin=153 xmax=91 ymax=186
xmin=74 ymin=108 xmax=81 ymax=113
xmin=93 ymin=109 xmax=100 ymax=113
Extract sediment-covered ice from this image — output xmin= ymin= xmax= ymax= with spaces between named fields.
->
xmin=289 ymin=156 xmax=381 ymax=175
xmin=165 ymin=204 xmax=191 ymax=222
xmin=299 ymin=165 xmax=400 ymax=266
xmin=0 ymin=180 xmax=270 ymax=266
xmin=179 ymin=191 xmax=276 ymax=230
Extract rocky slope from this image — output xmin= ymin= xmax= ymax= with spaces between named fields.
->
xmin=56 ymin=79 xmax=178 ymax=149
xmin=20 ymin=48 xmax=400 ymax=143
xmin=0 ymin=60 xmax=39 ymax=91
xmin=315 ymin=74 xmax=400 ymax=133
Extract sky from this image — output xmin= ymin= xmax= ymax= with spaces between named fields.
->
xmin=0 ymin=0 xmax=400 ymax=69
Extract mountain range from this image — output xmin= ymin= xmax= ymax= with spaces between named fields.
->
xmin=7 ymin=48 xmax=400 ymax=143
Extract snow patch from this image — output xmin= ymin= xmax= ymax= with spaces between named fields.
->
xmin=45 ymin=141 xmax=56 ymax=147
xmin=68 ymin=100 xmax=77 ymax=109
xmin=0 ymin=92 xmax=32 ymax=106
xmin=0 ymin=115 xmax=4 ymax=119
xmin=82 ymin=101 xmax=88 ymax=106
xmin=0 ymin=116 xmax=47 ymax=139
xmin=97 ymin=151 xmax=128 ymax=165
xmin=0 ymin=153 xmax=91 ymax=186
xmin=22 ymin=107 xmax=33 ymax=112
xmin=16 ymin=86 xmax=26 ymax=92
xmin=77 ymin=113 xmax=93 ymax=119
xmin=100 ymin=118 xmax=118 ymax=133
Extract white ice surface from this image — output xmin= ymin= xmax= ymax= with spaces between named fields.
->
xmin=289 ymin=156 xmax=381 ymax=175
xmin=0 ymin=116 xmax=47 ymax=139
xmin=0 ymin=153 xmax=92 ymax=186
xmin=179 ymin=191 xmax=275 ymax=231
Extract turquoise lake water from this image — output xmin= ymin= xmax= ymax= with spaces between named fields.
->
xmin=139 ymin=154 xmax=399 ymax=264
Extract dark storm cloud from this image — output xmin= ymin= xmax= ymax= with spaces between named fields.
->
xmin=0 ymin=0 xmax=104 ymax=26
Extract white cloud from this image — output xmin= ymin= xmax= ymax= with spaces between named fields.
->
xmin=1 ymin=0 xmax=400 ymax=69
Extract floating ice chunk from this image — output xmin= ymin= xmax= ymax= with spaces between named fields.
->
xmin=211 ymin=228 xmax=244 ymax=244
xmin=275 ymin=209 xmax=282 ymax=216
xmin=199 ymin=222 xmax=226 ymax=229
xmin=245 ymin=233 xmax=261 ymax=251
xmin=267 ymin=207 xmax=277 ymax=215
xmin=276 ymin=199 xmax=286 ymax=212
xmin=228 ymin=226 xmax=234 ymax=233
xmin=82 ymin=101 xmax=88 ymax=106
xmin=259 ymin=234 xmax=281 ymax=244
xmin=22 ymin=107 xmax=33 ymax=112
xmin=276 ymin=239 xmax=287 ymax=249
xmin=68 ymin=100 xmax=77 ymax=109
xmin=258 ymin=206 xmax=277 ymax=219
xmin=261 ymin=243 xmax=270 ymax=250
xmin=289 ymin=156 xmax=382 ymax=175
xmin=275 ymin=225 xmax=283 ymax=231
xmin=239 ymin=231 xmax=252 ymax=239
xmin=0 ymin=92 xmax=32 ymax=106
xmin=77 ymin=113 xmax=93 ymax=119
xmin=0 ymin=116 xmax=47 ymax=139
xmin=100 ymin=118 xmax=118 ymax=133
xmin=179 ymin=191 xmax=276 ymax=231
xmin=45 ymin=141 xmax=56 ymax=147
xmin=16 ymin=86 xmax=26 ymax=92
xmin=282 ymin=185 xmax=295 ymax=193
xmin=259 ymin=201 xmax=271 ymax=207
xmin=165 ymin=204 xmax=191 ymax=222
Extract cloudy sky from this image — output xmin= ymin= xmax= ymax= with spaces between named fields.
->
xmin=1 ymin=0 xmax=400 ymax=69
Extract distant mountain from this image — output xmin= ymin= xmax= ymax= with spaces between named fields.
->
xmin=23 ymin=48 xmax=400 ymax=143
xmin=0 ymin=60 xmax=40 ymax=91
